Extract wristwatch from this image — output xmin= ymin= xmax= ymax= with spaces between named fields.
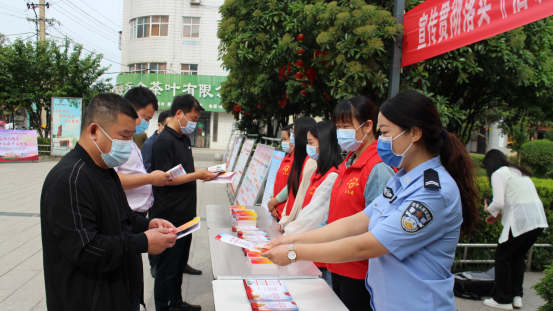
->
xmin=287 ymin=244 xmax=297 ymax=263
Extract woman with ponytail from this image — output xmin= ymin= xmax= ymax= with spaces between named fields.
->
xmin=262 ymin=91 xmax=480 ymax=311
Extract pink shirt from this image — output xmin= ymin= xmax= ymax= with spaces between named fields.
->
xmin=114 ymin=141 xmax=154 ymax=212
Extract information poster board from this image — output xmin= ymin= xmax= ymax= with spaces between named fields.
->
xmin=51 ymin=97 xmax=82 ymax=156
xmin=0 ymin=130 xmax=39 ymax=162
xmin=225 ymin=134 xmax=238 ymax=169
xmin=235 ymin=144 xmax=275 ymax=206
xmin=261 ymin=149 xmax=286 ymax=209
xmin=230 ymin=139 xmax=255 ymax=194
xmin=228 ymin=137 xmax=243 ymax=172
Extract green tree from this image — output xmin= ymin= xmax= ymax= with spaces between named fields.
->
xmin=0 ymin=38 xmax=111 ymax=137
xmin=402 ymin=17 xmax=553 ymax=143
xmin=218 ymin=0 xmax=401 ymax=135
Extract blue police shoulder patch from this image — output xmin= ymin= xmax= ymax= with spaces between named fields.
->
xmin=400 ymin=201 xmax=434 ymax=234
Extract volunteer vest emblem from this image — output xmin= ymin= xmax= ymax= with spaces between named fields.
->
xmin=383 ymin=186 xmax=394 ymax=199
xmin=282 ymin=165 xmax=291 ymax=176
xmin=309 ymin=186 xmax=317 ymax=195
xmin=400 ymin=201 xmax=434 ymax=234
xmin=344 ymin=177 xmax=360 ymax=195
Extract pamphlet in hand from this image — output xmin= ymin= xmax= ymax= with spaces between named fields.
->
xmin=175 ymin=216 xmax=200 ymax=239
xmin=203 ymin=172 xmax=237 ymax=184
xmin=167 ymin=164 xmax=186 ymax=181
xmin=244 ymin=280 xmax=293 ymax=301
xmin=214 ymin=232 xmax=266 ymax=252
xmin=208 ymin=163 xmax=227 ymax=174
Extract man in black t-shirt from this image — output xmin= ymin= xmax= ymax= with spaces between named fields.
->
xmin=151 ymin=94 xmax=217 ymax=311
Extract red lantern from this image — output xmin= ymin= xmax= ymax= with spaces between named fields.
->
xmin=294 ymin=60 xmax=305 ymax=68
xmin=296 ymin=48 xmax=306 ymax=56
xmin=296 ymin=34 xmax=305 ymax=42
xmin=301 ymin=90 xmax=308 ymax=96
xmin=294 ymin=72 xmax=305 ymax=80
xmin=301 ymin=82 xmax=308 ymax=87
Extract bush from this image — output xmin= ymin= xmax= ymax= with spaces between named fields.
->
xmin=470 ymin=154 xmax=485 ymax=169
xmin=521 ymin=140 xmax=553 ymax=178
xmin=546 ymin=129 xmax=553 ymax=142
xmin=37 ymin=137 xmax=51 ymax=155
xmin=458 ymin=176 xmax=553 ymax=270
xmin=532 ymin=265 xmax=553 ymax=311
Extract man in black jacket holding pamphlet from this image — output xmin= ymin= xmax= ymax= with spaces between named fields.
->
xmin=151 ymin=94 xmax=217 ymax=311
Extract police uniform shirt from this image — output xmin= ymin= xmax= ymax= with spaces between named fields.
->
xmin=363 ymin=156 xmax=462 ymax=311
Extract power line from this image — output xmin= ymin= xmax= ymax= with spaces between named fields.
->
xmin=51 ymin=27 xmax=121 ymax=61
xmin=74 ymin=0 xmax=121 ymax=29
xmin=52 ymin=1 xmax=119 ymax=41
xmin=53 ymin=25 xmax=120 ymax=59
xmin=51 ymin=3 xmax=119 ymax=42
xmin=62 ymin=0 xmax=121 ymax=33
xmin=0 ymin=12 xmax=28 ymax=20
xmin=3 ymin=32 xmax=35 ymax=36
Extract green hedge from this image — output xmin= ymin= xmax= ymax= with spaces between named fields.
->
xmin=470 ymin=154 xmax=487 ymax=177
xmin=457 ymin=177 xmax=553 ymax=270
xmin=521 ymin=140 xmax=553 ymax=178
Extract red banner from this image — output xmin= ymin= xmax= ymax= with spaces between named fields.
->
xmin=402 ymin=0 xmax=553 ymax=66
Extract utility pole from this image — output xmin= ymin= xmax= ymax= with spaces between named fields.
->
xmin=39 ymin=0 xmax=46 ymax=41
xmin=387 ymin=0 xmax=405 ymax=99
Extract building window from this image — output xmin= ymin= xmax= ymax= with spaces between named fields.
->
xmin=183 ymin=17 xmax=200 ymax=38
xmin=181 ymin=64 xmax=198 ymax=75
xmin=130 ymin=16 xmax=169 ymax=39
xmin=129 ymin=63 xmax=167 ymax=74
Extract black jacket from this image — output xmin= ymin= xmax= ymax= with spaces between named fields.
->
xmin=40 ymin=143 xmax=150 ymax=311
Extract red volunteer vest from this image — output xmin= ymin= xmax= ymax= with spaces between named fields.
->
xmin=301 ymin=166 xmax=339 ymax=269
xmin=328 ymin=140 xmax=384 ymax=280
xmin=274 ymin=153 xmax=294 ymax=219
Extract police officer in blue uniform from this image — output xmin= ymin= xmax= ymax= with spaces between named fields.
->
xmin=263 ymin=91 xmax=480 ymax=311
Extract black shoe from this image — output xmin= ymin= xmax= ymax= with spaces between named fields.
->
xmin=170 ymin=302 xmax=201 ymax=311
xmin=150 ymin=266 xmax=156 ymax=278
xmin=183 ymin=264 xmax=202 ymax=275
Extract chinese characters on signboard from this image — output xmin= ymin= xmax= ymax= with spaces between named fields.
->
xmin=0 ymin=130 xmax=39 ymax=162
xmin=403 ymin=0 xmax=553 ymax=66
xmin=51 ymin=97 xmax=82 ymax=156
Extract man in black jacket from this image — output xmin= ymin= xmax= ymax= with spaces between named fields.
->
xmin=41 ymin=93 xmax=178 ymax=311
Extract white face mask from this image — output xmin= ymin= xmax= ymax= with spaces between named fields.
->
xmin=178 ymin=114 xmax=197 ymax=134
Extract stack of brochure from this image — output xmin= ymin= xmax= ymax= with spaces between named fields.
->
xmin=230 ymin=206 xmax=246 ymax=215
xmin=232 ymin=226 xmax=259 ymax=232
xmin=244 ymin=280 xmax=299 ymax=310
xmin=231 ymin=209 xmax=258 ymax=226
xmin=175 ymin=216 xmax=200 ymax=239
xmin=246 ymin=252 xmax=277 ymax=269
xmin=208 ymin=164 xmax=227 ymax=174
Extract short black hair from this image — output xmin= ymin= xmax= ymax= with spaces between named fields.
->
xmin=332 ymin=96 xmax=378 ymax=139
xmin=170 ymin=94 xmax=204 ymax=116
xmin=124 ymin=86 xmax=159 ymax=111
xmin=158 ymin=110 xmax=171 ymax=124
xmin=81 ymin=93 xmax=138 ymax=131
xmin=282 ymin=124 xmax=293 ymax=136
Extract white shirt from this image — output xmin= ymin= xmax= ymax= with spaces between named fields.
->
xmin=114 ymin=141 xmax=154 ymax=213
xmin=284 ymin=172 xmax=338 ymax=235
xmin=488 ymin=166 xmax=548 ymax=243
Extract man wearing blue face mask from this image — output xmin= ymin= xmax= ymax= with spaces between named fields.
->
xmin=40 ymin=93 xmax=178 ymax=311
xmin=151 ymin=94 xmax=217 ymax=311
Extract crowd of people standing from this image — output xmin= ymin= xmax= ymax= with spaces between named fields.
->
xmin=39 ymin=87 xmax=548 ymax=311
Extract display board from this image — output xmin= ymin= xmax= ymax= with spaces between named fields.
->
xmin=228 ymin=137 xmax=243 ymax=172
xmin=51 ymin=97 xmax=82 ymax=156
xmin=234 ymin=144 xmax=275 ymax=206
xmin=261 ymin=149 xmax=286 ymax=209
xmin=230 ymin=139 xmax=255 ymax=194
xmin=0 ymin=130 xmax=39 ymax=162
xmin=224 ymin=134 xmax=238 ymax=168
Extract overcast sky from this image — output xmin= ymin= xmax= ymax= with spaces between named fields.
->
xmin=0 ymin=0 xmax=123 ymax=84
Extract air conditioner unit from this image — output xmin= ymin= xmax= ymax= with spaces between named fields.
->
xmin=190 ymin=0 xmax=201 ymax=4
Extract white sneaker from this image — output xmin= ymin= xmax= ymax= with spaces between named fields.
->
xmin=483 ymin=298 xmax=514 ymax=310
xmin=513 ymin=296 xmax=522 ymax=308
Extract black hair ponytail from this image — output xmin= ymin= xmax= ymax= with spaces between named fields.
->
xmin=308 ymin=121 xmax=342 ymax=175
xmin=287 ymin=117 xmax=317 ymax=197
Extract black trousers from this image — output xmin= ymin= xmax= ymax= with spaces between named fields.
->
xmin=493 ymin=228 xmax=543 ymax=304
xmin=144 ymin=210 xmax=159 ymax=268
xmin=331 ymin=273 xmax=372 ymax=311
xmin=154 ymin=234 xmax=193 ymax=311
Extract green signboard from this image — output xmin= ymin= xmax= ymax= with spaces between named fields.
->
xmin=114 ymin=73 xmax=227 ymax=112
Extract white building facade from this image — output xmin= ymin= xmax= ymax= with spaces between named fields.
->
xmin=115 ymin=0 xmax=234 ymax=149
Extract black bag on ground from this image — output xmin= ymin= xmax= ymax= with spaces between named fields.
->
xmin=453 ymin=267 xmax=496 ymax=300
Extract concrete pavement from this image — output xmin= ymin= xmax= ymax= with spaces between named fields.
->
xmin=0 ymin=151 xmax=547 ymax=311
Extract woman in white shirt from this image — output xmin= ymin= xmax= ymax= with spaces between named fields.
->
xmin=482 ymin=149 xmax=548 ymax=310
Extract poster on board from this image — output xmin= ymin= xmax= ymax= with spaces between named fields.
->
xmin=235 ymin=144 xmax=275 ymax=206
xmin=228 ymin=137 xmax=243 ymax=172
xmin=0 ymin=130 xmax=39 ymax=162
xmin=51 ymin=97 xmax=82 ymax=156
xmin=260 ymin=149 xmax=286 ymax=209
xmin=225 ymin=134 xmax=238 ymax=169
xmin=230 ymin=139 xmax=255 ymax=194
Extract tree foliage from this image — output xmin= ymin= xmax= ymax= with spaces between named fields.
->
xmin=0 ymin=37 xmax=111 ymax=137
xmin=218 ymin=0 xmax=401 ymax=135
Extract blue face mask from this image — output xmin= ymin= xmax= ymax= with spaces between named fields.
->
xmin=91 ymin=126 xmax=133 ymax=168
xmin=376 ymin=130 xmax=413 ymax=168
xmin=306 ymin=144 xmax=319 ymax=161
xmin=135 ymin=117 xmax=150 ymax=134
xmin=282 ymin=141 xmax=293 ymax=153
xmin=290 ymin=133 xmax=295 ymax=146
xmin=178 ymin=114 xmax=197 ymax=135
xmin=337 ymin=122 xmax=367 ymax=152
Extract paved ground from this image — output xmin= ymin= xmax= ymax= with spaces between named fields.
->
xmin=0 ymin=149 xmax=547 ymax=311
